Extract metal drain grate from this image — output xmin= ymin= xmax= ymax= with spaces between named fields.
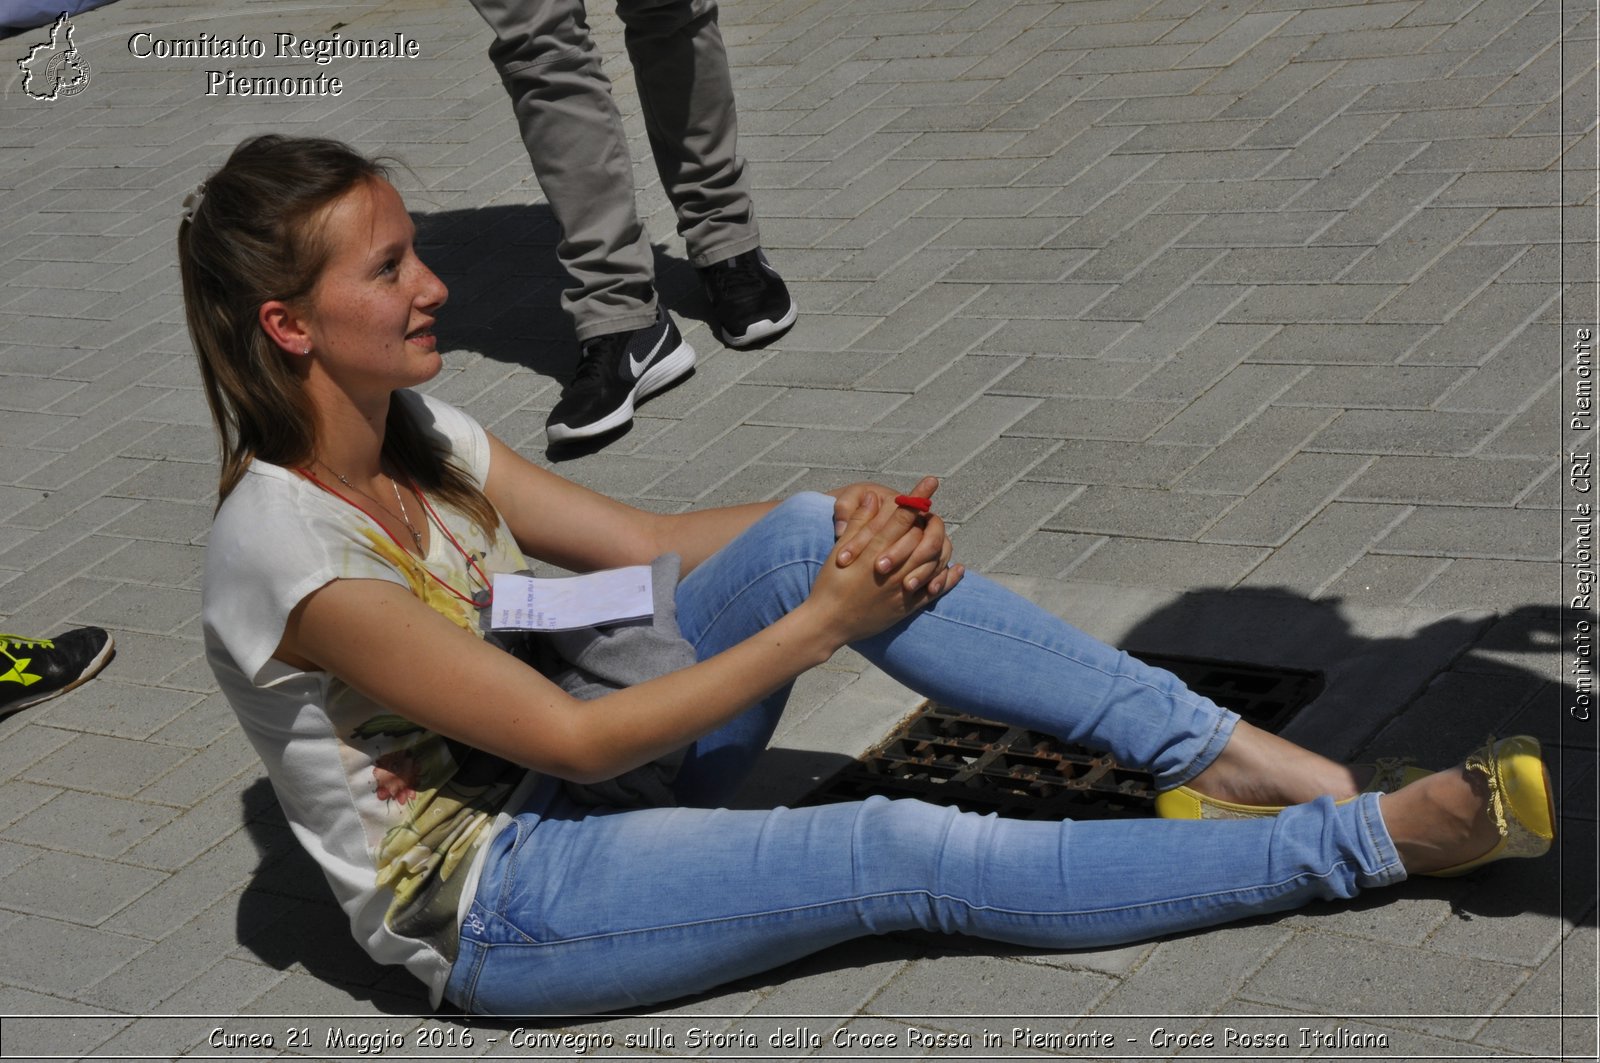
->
xmin=798 ymin=653 xmax=1323 ymax=821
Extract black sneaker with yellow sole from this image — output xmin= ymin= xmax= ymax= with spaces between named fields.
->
xmin=0 ymin=627 xmax=114 ymax=718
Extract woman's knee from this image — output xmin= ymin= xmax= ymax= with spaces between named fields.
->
xmin=773 ymin=491 xmax=835 ymax=542
xmin=675 ymin=492 xmax=835 ymax=647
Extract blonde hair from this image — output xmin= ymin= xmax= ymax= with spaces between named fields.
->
xmin=177 ymin=134 xmax=496 ymax=537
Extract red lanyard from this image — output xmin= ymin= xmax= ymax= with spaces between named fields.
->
xmin=298 ymin=466 xmax=493 ymax=608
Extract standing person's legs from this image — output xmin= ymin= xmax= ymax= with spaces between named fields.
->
xmin=445 ymin=784 xmax=1402 ymax=1016
xmin=669 ymin=493 xmax=1234 ymax=808
xmin=469 ymin=0 xmax=659 ymax=341
xmin=615 ymin=0 xmax=759 ymax=267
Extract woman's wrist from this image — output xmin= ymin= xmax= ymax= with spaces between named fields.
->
xmin=779 ymin=600 xmax=848 ymax=665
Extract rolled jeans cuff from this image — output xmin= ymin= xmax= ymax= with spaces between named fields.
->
xmin=1166 ymin=707 xmax=1239 ymax=791
xmin=1354 ymin=790 xmax=1408 ymax=889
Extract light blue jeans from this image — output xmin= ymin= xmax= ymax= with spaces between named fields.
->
xmin=445 ymin=493 xmax=1404 ymax=1015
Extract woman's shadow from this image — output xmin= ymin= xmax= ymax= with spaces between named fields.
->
xmin=233 ymin=779 xmax=432 ymax=1014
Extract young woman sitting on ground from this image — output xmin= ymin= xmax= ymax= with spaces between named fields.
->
xmin=181 ymin=134 xmax=1555 ymax=1016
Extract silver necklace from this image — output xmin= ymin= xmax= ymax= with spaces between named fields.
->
xmin=387 ymin=474 xmax=425 ymax=552
xmin=322 ymin=462 xmax=425 ymax=552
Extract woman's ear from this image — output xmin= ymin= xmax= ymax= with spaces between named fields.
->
xmin=259 ymin=299 xmax=312 ymax=357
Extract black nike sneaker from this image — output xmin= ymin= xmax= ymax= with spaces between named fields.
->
xmin=545 ymin=304 xmax=696 ymax=443
xmin=700 ymin=249 xmax=798 ymax=349
xmin=0 ymin=627 xmax=114 ymax=718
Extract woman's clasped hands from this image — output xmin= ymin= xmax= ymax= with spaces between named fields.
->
xmin=804 ymin=476 xmax=966 ymax=646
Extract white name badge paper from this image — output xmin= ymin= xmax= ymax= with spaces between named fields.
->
xmin=490 ymin=567 xmax=653 ymax=631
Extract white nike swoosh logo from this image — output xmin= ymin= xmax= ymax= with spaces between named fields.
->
xmin=629 ymin=326 xmax=670 ymax=378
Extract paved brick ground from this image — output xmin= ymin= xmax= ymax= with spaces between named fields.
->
xmin=0 ymin=0 xmax=1595 ymax=1057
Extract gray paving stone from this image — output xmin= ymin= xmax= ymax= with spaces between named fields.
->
xmin=767 ymin=428 xmax=922 ymax=471
xmin=745 ymin=938 xmax=912 ymax=1016
xmin=0 ymin=848 xmax=165 ymax=925
xmin=1067 ymin=537 xmax=1270 ymax=588
xmin=1345 ymin=455 xmax=1549 ymax=506
xmin=1201 ymin=452 xmax=1372 ymax=546
xmin=1174 ymin=209 xmax=1338 ymax=247
xmin=1048 ymin=485 xmax=1238 ymax=540
xmin=1371 ymin=669 xmax=1550 ymax=759
xmin=100 ymin=497 xmax=213 ymax=546
xmin=888 ymin=394 xmax=1038 ymax=474
xmin=1281 ymin=365 xmax=1466 ymax=408
xmin=1258 ymin=112 xmax=1396 ymax=183
xmin=1082 ymin=248 xmax=1225 ymax=319
xmin=1405 ymin=283 xmax=1559 ymax=366
xmin=945 ymin=480 xmax=1071 ymax=570
xmin=3 ymin=788 xmax=178 ymax=861
xmin=1278 ymin=1 xmax=1421 ymax=37
xmin=978 ymin=317 xmax=1133 ymax=357
xmin=1151 ymin=364 xmax=1306 ymax=445
xmin=1008 ymin=396 xmax=1183 ymax=441
xmin=985 ymin=355 xmax=1152 ymax=400
xmin=934 ymin=435 xmax=1062 ymax=518
xmin=1029 ymin=439 xmax=1207 ymax=489
xmin=1437 ymin=339 xmax=1563 ymax=412
xmin=991 ymin=528 xmax=1102 ymax=578
xmin=0 ymin=1012 xmax=133 ymax=1059
xmin=21 ymin=732 xmax=190 ymax=799
xmin=866 ymin=952 xmax=1115 ymax=1038
xmin=1055 ymin=190 xmax=1187 ymax=260
xmin=1177 ymin=405 xmax=1341 ymax=494
xmin=1241 ymin=931 xmax=1513 ymax=1038
xmin=1372 ymin=244 xmax=1526 ymax=323
xmin=1240 ymin=501 xmax=1411 ymax=594
xmin=642 ymin=425 xmax=793 ymax=502
xmin=1101 ymin=284 xmax=1251 ymax=360
xmin=1202 ymin=245 xmax=1370 ymax=284
xmin=1411 ymin=557 xmax=1565 ymax=611
xmin=115 ymin=827 xmax=288 ymax=942
xmin=155 ymin=954 xmax=288 ymax=1014
xmin=1124 ymin=323 xmax=1271 ymax=401
xmin=1309 ymin=409 xmax=1508 ymax=456
xmin=1476 ymin=922 xmax=1598 ymax=1056
xmin=75 ymin=582 xmax=199 ymax=636
xmin=1377 ymin=505 xmax=1560 ymax=560
xmin=1087 ymin=923 xmax=1293 ymax=1017
xmin=0 ymin=780 xmax=61 ymax=835
xmin=1180 ymin=10 xmax=1298 ymax=68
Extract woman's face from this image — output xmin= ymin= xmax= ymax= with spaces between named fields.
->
xmin=299 ymin=177 xmax=448 ymax=394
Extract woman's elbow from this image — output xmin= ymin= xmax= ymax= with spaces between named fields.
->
xmin=527 ymin=708 xmax=620 ymax=785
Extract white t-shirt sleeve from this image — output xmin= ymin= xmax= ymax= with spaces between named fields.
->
xmin=203 ymin=390 xmax=494 ymax=688
xmin=205 ymin=471 xmax=408 ymax=687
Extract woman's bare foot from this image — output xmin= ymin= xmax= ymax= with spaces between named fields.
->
xmin=1182 ymin=721 xmax=1367 ymax=808
xmin=1379 ymin=763 xmax=1503 ymax=875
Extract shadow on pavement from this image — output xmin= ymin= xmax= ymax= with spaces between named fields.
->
xmin=410 ymin=202 xmax=708 ymax=380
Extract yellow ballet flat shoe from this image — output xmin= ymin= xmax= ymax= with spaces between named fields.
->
xmin=1423 ymin=735 xmax=1555 ymax=879
xmin=1154 ymin=757 xmax=1432 ymax=821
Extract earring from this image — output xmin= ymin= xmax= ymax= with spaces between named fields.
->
xmin=301 ymin=344 xmax=310 ymax=355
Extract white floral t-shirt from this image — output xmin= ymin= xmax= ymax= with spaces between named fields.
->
xmin=203 ymin=391 xmax=537 ymax=1005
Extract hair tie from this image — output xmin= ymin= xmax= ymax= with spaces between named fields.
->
xmin=180 ymin=182 xmax=207 ymax=223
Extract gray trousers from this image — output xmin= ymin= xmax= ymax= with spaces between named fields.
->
xmin=469 ymin=0 xmax=761 ymax=340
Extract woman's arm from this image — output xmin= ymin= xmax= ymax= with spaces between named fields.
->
xmin=277 ymin=497 xmax=936 ymax=782
xmin=484 ymin=431 xmax=960 ymax=590
xmin=482 ymin=431 xmax=777 ymax=574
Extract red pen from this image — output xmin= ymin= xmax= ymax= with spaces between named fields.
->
xmin=894 ymin=494 xmax=932 ymax=513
